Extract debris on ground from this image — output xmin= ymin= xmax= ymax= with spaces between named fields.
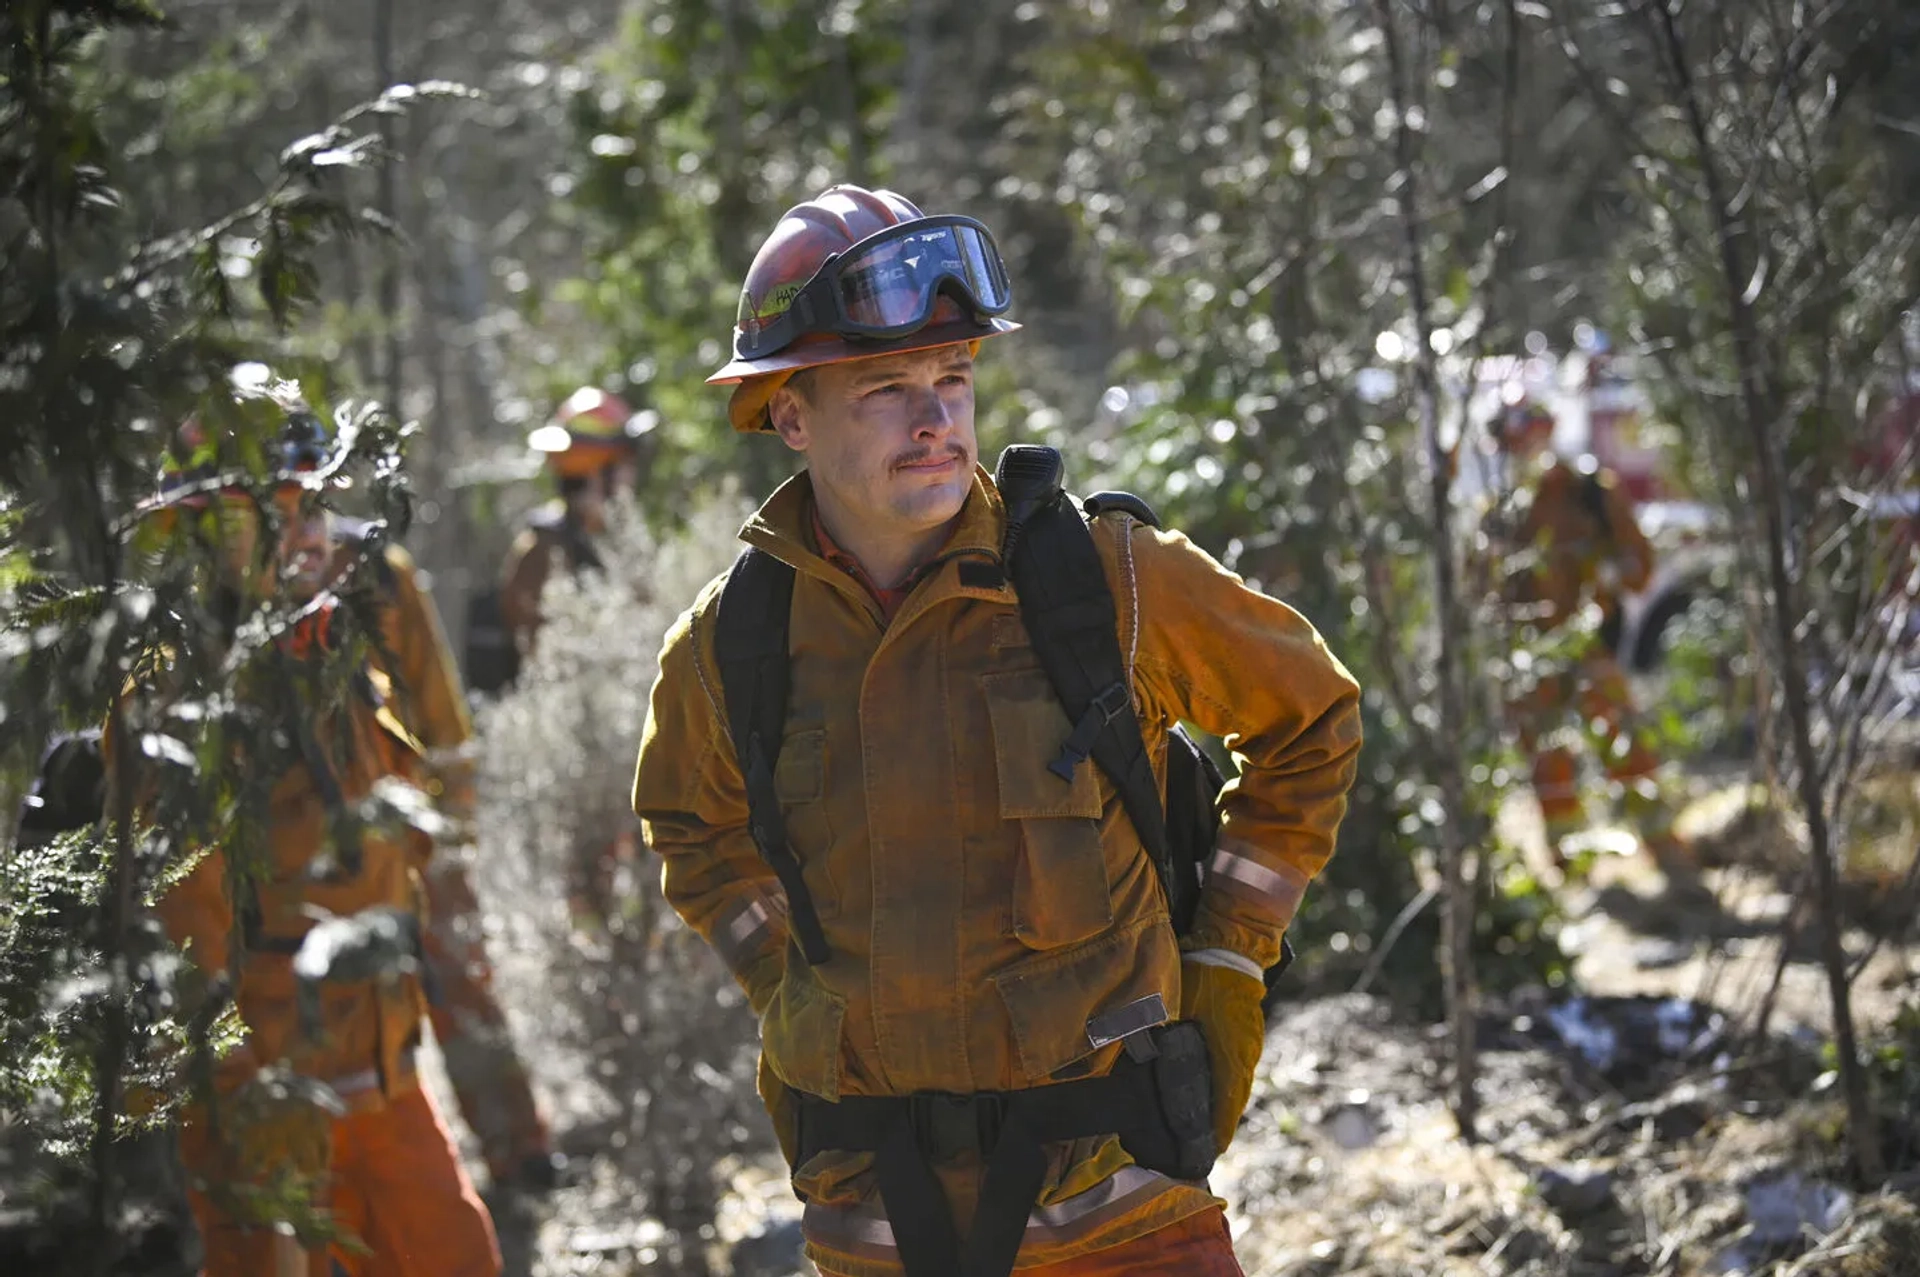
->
xmin=1533 ymin=1164 xmax=1616 ymax=1219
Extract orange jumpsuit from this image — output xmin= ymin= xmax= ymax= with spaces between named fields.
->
xmin=1495 ymin=457 xmax=1666 ymax=845
xmin=122 ymin=633 xmax=501 ymax=1277
xmin=354 ymin=538 xmax=554 ymax=1184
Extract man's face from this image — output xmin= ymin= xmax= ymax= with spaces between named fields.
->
xmin=269 ymin=485 xmax=332 ymax=604
xmin=769 ymin=343 xmax=977 ymax=537
xmin=565 ymin=457 xmax=638 ymax=535
xmin=210 ymin=485 xmax=330 ymax=602
xmin=1511 ymin=414 xmax=1553 ymax=461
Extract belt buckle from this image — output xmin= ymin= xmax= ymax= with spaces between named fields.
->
xmin=912 ymin=1092 xmax=1003 ymax=1162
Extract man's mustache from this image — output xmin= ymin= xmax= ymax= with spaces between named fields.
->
xmin=890 ymin=443 xmax=971 ymax=471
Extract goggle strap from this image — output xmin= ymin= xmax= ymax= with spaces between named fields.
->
xmin=736 ymin=216 xmax=1011 ymax=362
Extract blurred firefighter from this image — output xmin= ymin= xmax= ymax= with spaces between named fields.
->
xmin=328 ymin=524 xmax=563 ymax=1192
xmin=490 ymin=386 xmax=645 ymax=924
xmin=1487 ymin=399 xmax=1686 ymax=869
xmin=496 ymin=386 xmax=645 ymax=659
xmin=115 ymin=396 xmax=501 ymax=1277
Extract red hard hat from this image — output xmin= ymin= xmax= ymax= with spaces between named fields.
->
xmin=1500 ymin=399 xmax=1556 ymax=440
xmin=528 ymin=386 xmax=642 ymax=478
xmin=710 ymin=185 xmax=1020 ymax=433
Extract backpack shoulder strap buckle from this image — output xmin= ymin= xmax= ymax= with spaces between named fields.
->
xmin=1047 ymin=679 xmax=1132 ymax=782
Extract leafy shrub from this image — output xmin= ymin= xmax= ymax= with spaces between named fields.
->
xmin=470 ymin=489 xmax=767 ymax=1259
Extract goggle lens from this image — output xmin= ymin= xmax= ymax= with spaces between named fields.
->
xmin=833 ymin=222 xmax=1010 ymax=331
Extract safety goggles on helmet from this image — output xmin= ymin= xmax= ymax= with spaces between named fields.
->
xmin=274 ymin=410 xmax=334 ymax=479
xmin=735 ymin=215 xmax=1013 ymax=362
xmin=152 ymin=409 xmax=339 ymax=517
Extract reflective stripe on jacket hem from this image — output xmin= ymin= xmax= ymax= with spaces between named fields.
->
xmin=326 ymin=1046 xmax=419 ymax=1114
xmin=801 ymin=1165 xmax=1178 ymax=1266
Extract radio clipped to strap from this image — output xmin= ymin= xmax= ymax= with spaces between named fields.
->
xmin=1047 ymin=681 xmax=1133 ymax=782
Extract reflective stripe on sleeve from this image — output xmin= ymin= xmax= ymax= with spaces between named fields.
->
xmin=1023 ymin=1165 xmax=1172 ymax=1243
xmin=802 ymin=1197 xmax=897 ymax=1263
xmin=1206 ymin=839 xmax=1308 ymax=929
xmin=712 ymin=893 xmax=779 ymax=969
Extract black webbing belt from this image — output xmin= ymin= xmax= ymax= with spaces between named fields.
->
xmin=794 ymin=1062 xmax=1180 ymax=1277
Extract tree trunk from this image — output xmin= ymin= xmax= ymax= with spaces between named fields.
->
xmin=1374 ymin=0 xmax=1479 ymax=1140
xmin=372 ymin=0 xmax=403 ymax=420
xmin=1648 ymin=0 xmax=1881 ymax=1181
xmin=890 ymin=0 xmax=934 ymax=174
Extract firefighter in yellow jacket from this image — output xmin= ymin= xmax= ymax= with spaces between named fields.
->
xmin=499 ymin=387 xmax=642 ymax=660
xmin=120 ymin=402 xmax=501 ymax=1277
xmin=632 ymin=186 xmax=1363 ymax=1276
xmin=496 ymin=389 xmax=644 ymax=923
xmin=329 ymin=527 xmax=562 ymax=1190
xmin=1489 ymin=400 xmax=1681 ymax=866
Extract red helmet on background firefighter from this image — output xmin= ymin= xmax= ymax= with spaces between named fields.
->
xmin=526 ymin=386 xmax=648 ymax=486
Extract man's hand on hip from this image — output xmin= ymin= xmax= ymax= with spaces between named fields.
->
xmin=1179 ymin=958 xmax=1268 ymax=1155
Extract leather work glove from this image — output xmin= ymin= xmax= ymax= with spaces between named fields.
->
xmin=213 ymin=1070 xmax=341 ymax=1190
xmin=1179 ymin=958 xmax=1268 ymax=1155
xmin=756 ymin=1051 xmax=800 ymax=1168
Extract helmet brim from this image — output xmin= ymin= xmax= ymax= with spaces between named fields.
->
xmin=707 ymin=316 xmax=1020 ymax=386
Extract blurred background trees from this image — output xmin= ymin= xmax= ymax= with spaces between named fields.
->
xmin=5 ymin=0 xmax=1918 ymax=1270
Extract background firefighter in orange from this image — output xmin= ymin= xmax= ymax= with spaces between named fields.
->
xmin=329 ymin=524 xmax=563 ymax=1191
xmin=1488 ymin=400 xmax=1684 ymax=868
xmin=498 ymin=387 xmax=645 ymax=923
xmin=115 ymin=398 xmax=501 ymax=1277
xmin=498 ymin=386 xmax=645 ymax=658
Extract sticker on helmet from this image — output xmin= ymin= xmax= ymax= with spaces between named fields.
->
xmin=742 ymin=280 xmax=805 ymax=328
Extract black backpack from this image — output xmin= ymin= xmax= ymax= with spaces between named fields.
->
xmin=464 ymin=510 xmax=607 ymax=696
xmin=463 ymin=587 xmax=520 ymax=696
xmin=714 ymin=444 xmax=1293 ymax=1009
xmin=14 ymin=729 xmax=107 ymax=848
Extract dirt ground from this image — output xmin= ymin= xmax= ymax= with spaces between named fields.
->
xmin=424 ymin=803 xmax=1920 ymax=1277
xmin=1212 ymin=820 xmax=1920 ymax=1277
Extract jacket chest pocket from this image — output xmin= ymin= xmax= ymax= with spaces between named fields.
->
xmin=774 ymin=727 xmax=838 ymax=920
xmin=981 ymin=669 xmax=1113 ymax=950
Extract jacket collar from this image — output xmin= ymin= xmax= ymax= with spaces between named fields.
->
xmin=739 ymin=467 xmax=1015 ymax=624
xmin=741 ymin=466 xmax=1006 ymax=574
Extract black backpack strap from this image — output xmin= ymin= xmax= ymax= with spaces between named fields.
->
xmin=1082 ymin=491 xmax=1160 ymax=528
xmin=993 ymin=446 xmax=1178 ymax=907
xmin=713 ymin=547 xmax=832 ymax=965
xmin=1575 ymin=468 xmax=1613 ymax=541
xmin=561 ymin=515 xmax=606 ymax=574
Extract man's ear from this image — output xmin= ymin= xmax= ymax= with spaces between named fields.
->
xmin=768 ymin=386 xmax=809 ymax=453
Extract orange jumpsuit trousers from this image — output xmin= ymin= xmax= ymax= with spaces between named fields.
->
xmin=181 ymin=1083 xmax=500 ymax=1277
xmin=421 ymin=854 xmax=552 ymax=1182
xmin=1510 ymin=644 xmax=1665 ymax=844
